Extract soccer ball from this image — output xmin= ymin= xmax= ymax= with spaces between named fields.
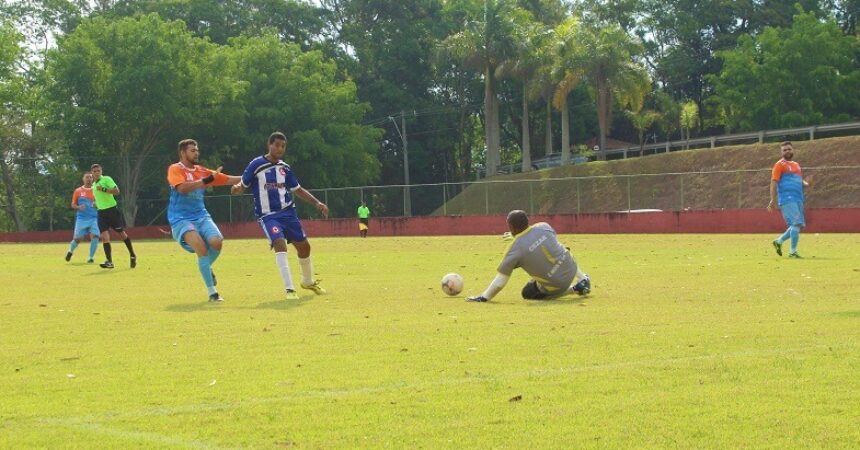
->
xmin=441 ymin=273 xmax=464 ymax=296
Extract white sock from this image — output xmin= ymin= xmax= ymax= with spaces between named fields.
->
xmin=298 ymin=256 xmax=314 ymax=285
xmin=275 ymin=252 xmax=294 ymax=290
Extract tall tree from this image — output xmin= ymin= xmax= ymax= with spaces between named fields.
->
xmin=441 ymin=0 xmax=530 ymax=177
xmin=45 ymin=14 xmax=237 ymax=225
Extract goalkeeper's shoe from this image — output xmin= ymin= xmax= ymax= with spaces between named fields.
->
xmin=130 ymin=256 xmax=137 ymax=269
xmin=772 ymin=240 xmax=783 ymax=256
xmin=572 ymin=276 xmax=591 ymax=296
xmin=99 ymin=261 xmax=114 ymax=269
xmin=300 ymin=280 xmax=326 ymax=295
xmin=285 ymin=289 xmax=299 ymax=300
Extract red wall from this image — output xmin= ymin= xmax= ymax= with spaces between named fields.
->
xmin=2 ymin=208 xmax=858 ymax=243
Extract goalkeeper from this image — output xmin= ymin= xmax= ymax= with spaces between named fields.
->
xmin=467 ymin=210 xmax=591 ymax=302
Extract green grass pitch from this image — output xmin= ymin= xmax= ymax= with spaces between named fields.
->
xmin=1 ymin=234 xmax=859 ymax=448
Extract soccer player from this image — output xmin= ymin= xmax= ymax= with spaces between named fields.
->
xmin=466 ymin=210 xmax=591 ymax=302
xmin=168 ymin=139 xmax=241 ymax=303
xmin=231 ymin=131 xmax=329 ymax=300
xmin=767 ymin=141 xmax=812 ymax=258
xmin=65 ymin=172 xmax=100 ymax=263
xmin=357 ymin=200 xmax=370 ymax=238
xmin=91 ymin=163 xmax=137 ymax=269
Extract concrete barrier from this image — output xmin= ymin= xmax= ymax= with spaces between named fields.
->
xmin=1 ymin=208 xmax=858 ymax=243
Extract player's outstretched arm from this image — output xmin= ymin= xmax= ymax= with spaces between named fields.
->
xmin=467 ymin=273 xmax=509 ymax=303
xmin=295 ymin=187 xmax=329 ymax=218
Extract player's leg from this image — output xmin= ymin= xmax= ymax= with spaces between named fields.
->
xmin=84 ymin=221 xmax=100 ymax=263
xmin=781 ymin=202 xmax=805 ymax=257
xmin=521 ymin=280 xmax=549 ymax=300
xmin=174 ymin=222 xmax=220 ymax=302
xmin=66 ymin=222 xmax=83 ymax=261
xmin=97 ymin=211 xmax=114 ymax=268
xmin=260 ymin=217 xmax=298 ymax=299
xmin=113 ymin=211 xmax=136 ymax=267
xmin=287 ymin=219 xmax=325 ymax=295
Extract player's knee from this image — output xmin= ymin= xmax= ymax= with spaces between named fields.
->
xmin=209 ymin=238 xmax=223 ymax=251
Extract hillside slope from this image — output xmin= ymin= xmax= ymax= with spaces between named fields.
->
xmin=439 ymin=136 xmax=860 ymax=215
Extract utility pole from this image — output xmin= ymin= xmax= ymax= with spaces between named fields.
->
xmin=390 ymin=112 xmax=411 ymax=216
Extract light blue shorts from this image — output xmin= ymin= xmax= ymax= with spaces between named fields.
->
xmin=780 ymin=201 xmax=805 ymax=227
xmin=171 ymin=217 xmax=223 ymax=253
xmin=73 ymin=218 xmax=100 ymax=239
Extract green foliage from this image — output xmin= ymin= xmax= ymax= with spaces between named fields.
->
xmin=710 ymin=10 xmax=860 ymax=130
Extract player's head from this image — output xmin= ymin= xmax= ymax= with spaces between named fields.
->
xmin=178 ymin=139 xmax=199 ymax=164
xmin=506 ymin=210 xmax=529 ymax=236
xmin=90 ymin=164 xmax=102 ymax=179
xmin=780 ymin=141 xmax=794 ymax=161
xmin=267 ymin=132 xmax=287 ymax=160
xmin=82 ymin=172 xmax=93 ymax=186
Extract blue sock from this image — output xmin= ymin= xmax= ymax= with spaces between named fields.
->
xmin=789 ymin=225 xmax=800 ymax=253
xmin=776 ymin=228 xmax=791 ymax=244
xmin=197 ymin=256 xmax=215 ymax=292
xmin=88 ymin=239 xmax=99 ymax=259
xmin=68 ymin=240 xmax=78 ymax=253
xmin=208 ymin=248 xmax=221 ymax=265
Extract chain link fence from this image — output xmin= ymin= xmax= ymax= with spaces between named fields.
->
xmin=117 ymin=166 xmax=858 ymax=227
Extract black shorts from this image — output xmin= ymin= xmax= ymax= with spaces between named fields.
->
xmin=98 ymin=206 xmax=125 ymax=232
xmin=521 ymin=280 xmax=549 ymax=300
xmin=359 ymin=218 xmax=369 ymax=226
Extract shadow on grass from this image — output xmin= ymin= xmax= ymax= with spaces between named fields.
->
xmin=164 ymin=302 xmax=223 ymax=312
xmin=83 ymin=269 xmax=125 ymax=276
xmin=524 ymin=296 xmax=589 ymax=307
xmin=253 ymin=296 xmax=313 ymax=310
xmin=834 ymin=311 xmax=860 ymax=318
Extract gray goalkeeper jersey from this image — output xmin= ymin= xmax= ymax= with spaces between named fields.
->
xmin=497 ymin=222 xmax=577 ymax=295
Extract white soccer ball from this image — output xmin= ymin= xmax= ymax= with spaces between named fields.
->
xmin=441 ymin=273 xmax=464 ymax=296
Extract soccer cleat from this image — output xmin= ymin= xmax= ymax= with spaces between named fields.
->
xmin=788 ymin=252 xmax=802 ymax=258
xmin=772 ymin=240 xmax=783 ymax=256
xmin=572 ymin=277 xmax=591 ymax=296
xmin=86 ymin=259 xmax=94 ymax=264
xmin=285 ymin=289 xmax=299 ymax=300
xmin=65 ymin=252 xmax=72 ymax=262
xmin=466 ymin=295 xmax=489 ymax=302
xmin=208 ymin=293 xmax=224 ymax=303
xmin=300 ymin=280 xmax=326 ymax=295
xmin=130 ymin=256 xmax=137 ymax=269
xmin=99 ymin=261 xmax=115 ymax=269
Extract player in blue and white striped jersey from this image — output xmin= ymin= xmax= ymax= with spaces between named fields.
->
xmin=232 ymin=131 xmax=329 ymax=300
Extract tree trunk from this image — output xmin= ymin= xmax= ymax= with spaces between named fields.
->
xmin=484 ymin=66 xmax=499 ymax=177
xmin=0 ymin=156 xmax=26 ymax=231
xmin=560 ymin=96 xmax=570 ymax=165
xmin=596 ymin=80 xmax=610 ymax=160
xmin=544 ymin=100 xmax=553 ymax=157
xmin=521 ymin=80 xmax=532 ymax=172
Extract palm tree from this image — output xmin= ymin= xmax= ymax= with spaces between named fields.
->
xmin=574 ymin=22 xmax=649 ymax=160
xmin=549 ymin=16 xmax=581 ymax=165
xmin=440 ymin=0 xmax=529 ymax=177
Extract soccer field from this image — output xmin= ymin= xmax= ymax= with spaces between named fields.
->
xmin=1 ymin=234 xmax=858 ymax=448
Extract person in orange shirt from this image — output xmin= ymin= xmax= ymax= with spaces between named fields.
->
xmin=767 ymin=141 xmax=811 ymax=258
xmin=65 ymin=172 xmax=100 ymax=263
xmin=167 ymin=139 xmax=241 ymax=302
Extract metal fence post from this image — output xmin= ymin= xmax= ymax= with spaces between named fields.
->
xmin=626 ymin=177 xmax=631 ymax=212
xmin=737 ymin=171 xmax=743 ymax=208
xmin=485 ymin=183 xmax=489 ymax=215
xmin=442 ymin=184 xmax=447 ymax=216
xmin=758 ymin=131 xmax=765 ymax=143
xmin=229 ymin=194 xmax=233 ymax=223
xmin=576 ymin=178 xmax=581 ymax=214
xmin=528 ymin=181 xmax=534 ymax=214
xmin=679 ymin=174 xmax=684 ymax=210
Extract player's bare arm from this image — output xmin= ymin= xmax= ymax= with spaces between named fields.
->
xmin=295 ymin=187 xmax=329 ymax=218
xmin=767 ymin=180 xmax=778 ymax=211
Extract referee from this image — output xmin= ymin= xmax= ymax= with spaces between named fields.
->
xmin=357 ymin=200 xmax=370 ymax=238
xmin=91 ymin=163 xmax=137 ymax=269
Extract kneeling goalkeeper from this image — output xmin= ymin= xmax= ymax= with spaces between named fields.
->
xmin=467 ymin=210 xmax=591 ymax=302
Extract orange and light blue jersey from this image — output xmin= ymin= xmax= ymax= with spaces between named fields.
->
xmin=771 ymin=159 xmax=804 ymax=205
xmin=72 ymin=186 xmax=98 ymax=220
xmin=240 ymin=156 xmax=300 ymax=218
xmin=166 ymin=163 xmax=229 ymax=225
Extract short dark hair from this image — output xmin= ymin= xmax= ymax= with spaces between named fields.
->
xmin=178 ymin=139 xmax=198 ymax=153
xmin=268 ymin=131 xmax=287 ymax=145
xmin=507 ymin=210 xmax=529 ymax=232
xmin=781 ymin=141 xmax=793 ymax=148
xmin=90 ymin=163 xmax=101 ymax=170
